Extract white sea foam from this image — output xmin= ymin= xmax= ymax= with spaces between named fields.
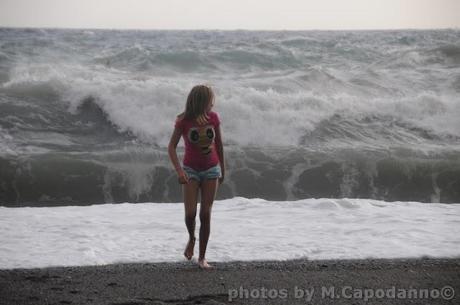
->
xmin=1 ymin=197 xmax=459 ymax=269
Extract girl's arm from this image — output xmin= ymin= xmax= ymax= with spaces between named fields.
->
xmin=168 ymin=127 xmax=186 ymax=176
xmin=214 ymin=125 xmax=225 ymax=181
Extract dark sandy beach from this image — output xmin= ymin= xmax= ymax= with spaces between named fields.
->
xmin=1 ymin=257 xmax=459 ymax=305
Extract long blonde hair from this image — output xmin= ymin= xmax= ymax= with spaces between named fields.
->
xmin=177 ymin=85 xmax=214 ymax=120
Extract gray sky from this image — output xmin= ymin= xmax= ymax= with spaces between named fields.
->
xmin=1 ymin=0 xmax=459 ymax=30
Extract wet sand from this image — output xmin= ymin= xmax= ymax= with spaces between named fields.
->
xmin=1 ymin=257 xmax=459 ymax=305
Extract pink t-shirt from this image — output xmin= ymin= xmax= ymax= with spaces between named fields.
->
xmin=174 ymin=111 xmax=221 ymax=171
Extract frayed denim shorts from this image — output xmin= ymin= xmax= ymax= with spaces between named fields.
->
xmin=182 ymin=164 xmax=221 ymax=183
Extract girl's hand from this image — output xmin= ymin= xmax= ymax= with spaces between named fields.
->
xmin=178 ymin=169 xmax=189 ymax=184
xmin=218 ymin=174 xmax=224 ymax=185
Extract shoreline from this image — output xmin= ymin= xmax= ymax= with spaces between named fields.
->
xmin=1 ymin=257 xmax=459 ymax=304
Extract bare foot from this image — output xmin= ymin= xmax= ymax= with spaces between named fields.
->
xmin=183 ymin=237 xmax=196 ymax=260
xmin=198 ymin=258 xmax=214 ymax=270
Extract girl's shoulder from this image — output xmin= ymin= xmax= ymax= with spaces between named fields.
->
xmin=207 ymin=111 xmax=221 ymax=125
xmin=174 ymin=112 xmax=186 ymax=129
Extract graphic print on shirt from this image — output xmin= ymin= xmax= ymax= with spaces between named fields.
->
xmin=187 ymin=124 xmax=216 ymax=155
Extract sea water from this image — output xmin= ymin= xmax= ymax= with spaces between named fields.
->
xmin=1 ymin=28 xmax=460 ymax=269
xmin=0 ymin=28 xmax=459 ymax=205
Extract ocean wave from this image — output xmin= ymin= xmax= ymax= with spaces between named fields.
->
xmin=433 ymin=44 xmax=460 ymax=64
xmin=1 ymin=147 xmax=459 ymax=206
xmin=93 ymin=46 xmax=218 ymax=72
xmin=0 ymin=28 xmax=459 ymax=171
xmin=1 ymin=60 xmax=459 ymax=150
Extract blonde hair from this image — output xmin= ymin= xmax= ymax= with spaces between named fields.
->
xmin=177 ymin=84 xmax=214 ymax=120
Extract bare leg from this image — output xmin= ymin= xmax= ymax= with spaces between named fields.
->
xmin=198 ymin=178 xmax=219 ymax=269
xmin=183 ymin=179 xmax=200 ymax=260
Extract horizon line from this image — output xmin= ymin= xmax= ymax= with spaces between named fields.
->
xmin=1 ymin=25 xmax=459 ymax=32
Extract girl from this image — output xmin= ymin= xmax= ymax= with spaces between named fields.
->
xmin=168 ymin=84 xmax=225 ymax=270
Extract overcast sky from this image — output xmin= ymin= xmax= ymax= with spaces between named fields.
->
xmin=1 ymin=0 xmax=459 ymax=30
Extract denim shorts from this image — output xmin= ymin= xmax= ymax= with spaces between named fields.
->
xmin=182 ymin=164 xmax=221 ymax=183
